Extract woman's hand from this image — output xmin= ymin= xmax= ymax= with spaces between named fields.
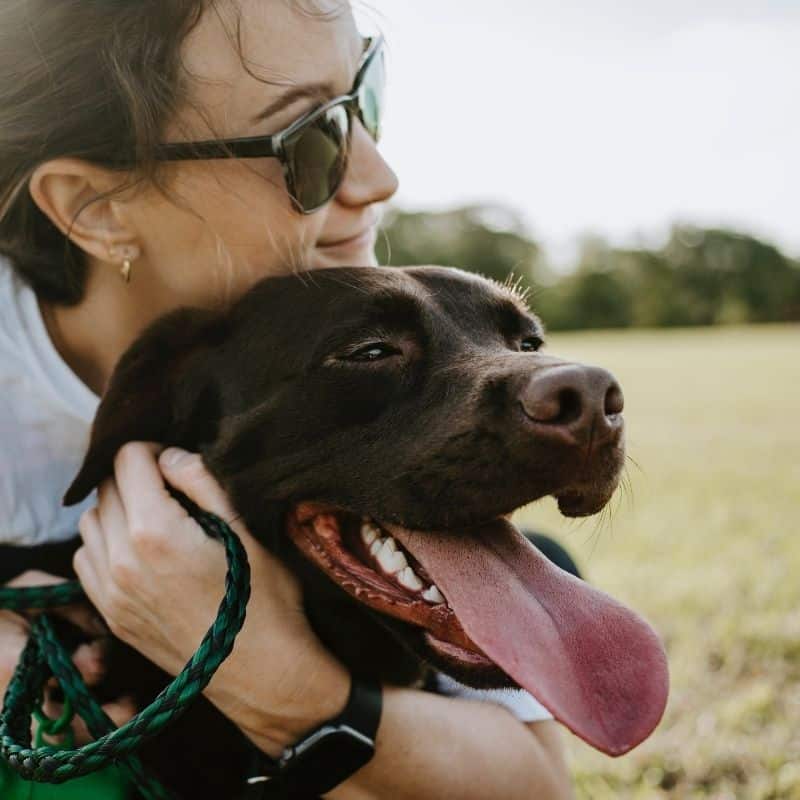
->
xmin=73 ymin=442 xmax=350 ymax=756
xmin=0 ymin=571 xmax=135 ymax=745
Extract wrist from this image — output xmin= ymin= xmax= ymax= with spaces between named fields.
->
xmin=209 ymin=651 xmax=352 ymax=758
xmin=259 ymin=664 xmax=353 ymax=757
xmin=246 ymin=675 xmax=384 ymax=798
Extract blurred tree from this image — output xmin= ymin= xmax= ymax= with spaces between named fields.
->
xmin=532 ymin=237 xmax=634 ymax=330
xmin=376 ymin=205 xmax=544 ymax=289
xmin=377 ymin=206 xmax=800 ymax=330
xmin=662 ymin=226 xmax=800 ymax=324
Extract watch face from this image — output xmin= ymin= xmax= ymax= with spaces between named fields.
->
xmin=280 ymin=726 xmax=376 ymax=794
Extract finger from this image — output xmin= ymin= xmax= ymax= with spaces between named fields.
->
xmin=68 ymin=714 xmax=93 ymax=746
xmin=68 ymin=695 xmax=138 ymax=744
xmin=4 ymin=570 xmax=107 ymax=636
xmin=158 ymin=447 xmax=247 ymax=534
xmin=159 ymin=451 xmax=300 ymax=602
xmin=4 ymin=570 xmax=69 ymax=589
xmin=78 ymin=504 xmax=109 ymax=570
xmin=72 ymin=545 xmax=106 ymax=615
xmin=113 ymin=442 xmax=177 ymax=532
xmin=96 ymin=477 xmax=133 ymax=567
xmin=68 ymin=511 xmax=112 ymax=636
xmin=71 ymin=639 xmax=110 ymax=687
xmin=0 ymin=612 xmax=31 ymax=687
xmin=102 ymin=695 xmax=137 ymax=728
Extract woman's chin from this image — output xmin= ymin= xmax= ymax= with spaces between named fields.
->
xmin=313 ymin=244 xmax=378 ymax=269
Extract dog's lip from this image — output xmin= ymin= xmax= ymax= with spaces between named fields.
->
xmin=295 ymin=502 xmax=338 ymax=524
xmin=288 ymin=504 xmax=455 ymax=615
xmin=555 ymin=474 xmax=621 ymax=517
xmin=555 ymin=491 xmax=608 ymax=517
xmin=423 ymin=632 xmax=496 ymax=668
xmin=287 ymin=503 xmax=488 ymax=657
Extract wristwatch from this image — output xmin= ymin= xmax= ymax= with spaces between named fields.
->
xmin=243 ymin=675 xmax=383 ymax=799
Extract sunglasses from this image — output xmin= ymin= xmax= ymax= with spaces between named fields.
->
xmin=152 ymin=35 xmax=386 ymax=214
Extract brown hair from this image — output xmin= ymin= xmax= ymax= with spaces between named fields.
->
xmin=0 ymin=0 xmax=208 ymax=305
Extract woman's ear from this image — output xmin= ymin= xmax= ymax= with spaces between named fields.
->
xmin=28 ymin=157 xmax=137 ymax=262
xmin=63 ymin=307 xmax=224 ymax=506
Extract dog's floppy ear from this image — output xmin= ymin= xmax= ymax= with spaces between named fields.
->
xmin=63 ymin=307 xmax=224 ymax=506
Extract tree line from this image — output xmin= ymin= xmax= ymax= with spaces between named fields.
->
xmin=376 ymin=205 xmax=800 ymax=331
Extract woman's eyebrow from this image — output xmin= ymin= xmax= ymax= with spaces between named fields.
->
xmin=250 ymin=82 xmax=336 ymax=125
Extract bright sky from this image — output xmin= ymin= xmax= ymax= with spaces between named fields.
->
xmin=356 ymin=1 xmax=800 ymax=267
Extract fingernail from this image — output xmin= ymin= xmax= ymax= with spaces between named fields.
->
xmin=160 ymin=447 xmax=190 ymax=468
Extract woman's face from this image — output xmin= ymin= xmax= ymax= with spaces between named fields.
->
xmin=117 ymin=0 xmax=398 ymax=309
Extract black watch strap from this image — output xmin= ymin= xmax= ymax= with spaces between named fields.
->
xmin=244 ymin=675 xmax=383 ymax=800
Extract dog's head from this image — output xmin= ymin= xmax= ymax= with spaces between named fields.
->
xmin=65 ymin=266 xmax=667 ymax=756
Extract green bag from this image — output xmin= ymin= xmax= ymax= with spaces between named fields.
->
xmin=0 ymin=758 xmax=134 ymax=800
xmin=0 ymin=699 xmax=135 ymax=800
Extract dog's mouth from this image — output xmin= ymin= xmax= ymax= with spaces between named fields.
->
xmin=287 ymin=505 xmax=494 ymax=670
xmin=287 ymin=503 xmax=669 ymax=757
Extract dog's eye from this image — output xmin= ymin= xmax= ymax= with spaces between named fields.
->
xmin=346 ymin=342 xmax=402 ymax=362
xmin=520 ymin=335 xmax=544 ymax=353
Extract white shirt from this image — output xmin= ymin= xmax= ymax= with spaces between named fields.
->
xmin=433 ymin=673 xmax=552 ymax=723
xmin=0 ymin=255 xmax=99 ymax=545
xmin=0 ymin=254 xmax=552 ymax=722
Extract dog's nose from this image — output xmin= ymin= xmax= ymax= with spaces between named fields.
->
xmin=520 ymin=364 xmax=624 ymax=446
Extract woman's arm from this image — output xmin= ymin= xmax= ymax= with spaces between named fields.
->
xmin=74 ymin=443 xmax=573 ymax=799
xmin=324 ymin=694 xmax=573 ymax=800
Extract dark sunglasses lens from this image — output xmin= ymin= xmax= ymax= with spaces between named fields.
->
xmin=358 ymin=48 xmax=385 ymax=141
xmin=288 ymin=105 xmax=350 ymax=211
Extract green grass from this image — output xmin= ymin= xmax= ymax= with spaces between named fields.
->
xmin=513 ymin=324 xmax=800 ymax=799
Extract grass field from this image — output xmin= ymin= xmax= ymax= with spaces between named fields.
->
xmin=514 ymin=324 xmax=800 ymax=799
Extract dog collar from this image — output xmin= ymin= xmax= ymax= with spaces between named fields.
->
xmin=244 ymin=675 xmax=382 ymax=799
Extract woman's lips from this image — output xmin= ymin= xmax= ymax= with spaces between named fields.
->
xmin=317 ymin=227 xmax=376 ymax=251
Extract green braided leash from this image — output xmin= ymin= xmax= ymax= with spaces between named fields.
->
xmin=0 ymin=489 xmax=251 ymax=798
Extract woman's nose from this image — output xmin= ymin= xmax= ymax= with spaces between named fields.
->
xmin=335 ymin=120 xmax=399 ymax=208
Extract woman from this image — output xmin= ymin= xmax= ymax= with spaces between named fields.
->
xmin=0 ymin=1 xmax=573 ymax=797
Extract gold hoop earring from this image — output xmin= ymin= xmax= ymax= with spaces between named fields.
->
xmin=120 ymin=259 xmax=132 ymax=284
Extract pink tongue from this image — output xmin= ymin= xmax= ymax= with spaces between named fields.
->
xmin=388 ymin=519 xmax=669 ymax=756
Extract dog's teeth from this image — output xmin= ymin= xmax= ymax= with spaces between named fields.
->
xmin=360 ymin=523 xmax=380 ymax=547
xmin=369 ymin=539 xmax=384 ymax=557
xmin=376 ymin=541 xmax=407 ymax=575
xmin=377 ymin=539 xmax=393 ymax=558
xmin=398 ymin=566 xmax=424 ymax=592
xmin=422 ymin=585 xmax=446 ymax=604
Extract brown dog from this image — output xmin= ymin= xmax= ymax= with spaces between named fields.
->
xmin=65 ymin=266 xmax=668 ymax=796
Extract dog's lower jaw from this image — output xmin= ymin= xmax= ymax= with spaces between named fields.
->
xmin=298 ymin=554 xmax=429 ymax=686
xmin=284 ymin=505 xmax=530 ymax=691
xmin=555 ymin=470 xmax=623 ymax=517
xmin=301 ymin=566 xmax=515 ymax=690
